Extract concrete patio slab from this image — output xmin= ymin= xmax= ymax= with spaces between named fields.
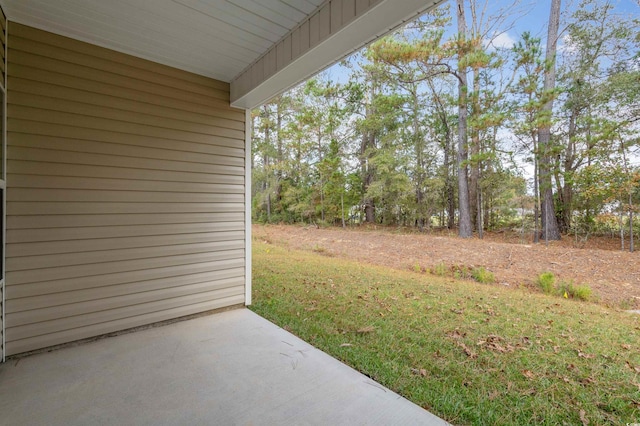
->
xmin=0 ymin=308 xmax=448 ymax=425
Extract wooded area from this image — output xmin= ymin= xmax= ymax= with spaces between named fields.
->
xmin=251 ymin=0 xmax=639 ymax=249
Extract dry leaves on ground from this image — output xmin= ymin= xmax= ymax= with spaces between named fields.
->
xmin=254 ymin=225 xmax=640 ymax=308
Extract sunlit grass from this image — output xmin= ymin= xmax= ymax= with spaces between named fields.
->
xmin=250 ymin=240 xmax=640 ymax=425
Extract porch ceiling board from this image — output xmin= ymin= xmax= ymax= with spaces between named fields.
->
xmin=1 ymin=0 xmax=326 ymax=83
xmin=2 ymin=0 xmax=444 ymax=109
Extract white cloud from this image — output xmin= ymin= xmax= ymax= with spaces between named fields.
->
xmin=486 ymin=32 xmax=516 ymax=49
xmin=559 ymin=34 xmax=578 ymax=53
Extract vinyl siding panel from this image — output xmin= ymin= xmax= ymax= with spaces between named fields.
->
xmin=0 ymin=4 xmax=6 ymax=361
xmin=7 ymin=293 xmax=243 ymax=355
xmin=4 ymin=23 xmax=246 ymax=356
xmin=7 ymin=212 xmax=242 ymax=229
xmin=8 ymin=258 xmax=245 ymax=299
xmin=0 ymin=5 xmax=5 ymax=84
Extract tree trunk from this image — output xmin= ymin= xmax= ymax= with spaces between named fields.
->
xmin=428 ymin=80 xmax=455 ymax=230
xmin=318 ymin=131 xmax=325 ymax=222
xmin=620 ymin=203 xmax=625 ymax=251
xmin=442 ymin=141 xmax=449 ymax=228
xmin=264 ymin=109 xmax=272 ymax=222
xmin=477 ymin=189 xmax=483 ymax=239
xmin=559 ymin=109 xmax=578 ymax=232
xmin=362 ymin=130 xmax=376 ymax=223
xmin=412 ymin=90 xmax=426 ymax=230
xmin=361 ymin=79 xmax=378 ymax=224
xmin=630 ymin=194 xmax=634 ymax=253
xmin=275 ymin=98 xmax=283 ymax=206
xmin=444 ymin=139 xmax=456 ymax=229
xmin=267 ymin=193 xmax=271 ymax=222
xmin=469 ymin=67 xmax=481 ymax=232
xmin=537 ymin=0 xmax=562 ymax=241
xmin=447 ymin=163 xmax=456 ymax=230
xmin=533 ymin=138 xmax=540 ymax=243
xmin=456 ymin=0 xmax=473 ymax=238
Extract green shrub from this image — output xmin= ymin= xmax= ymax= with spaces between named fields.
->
xmin=557 ymin=281 xmax=573 ymax=299
xmin=312 ymin=244 xmax=326 ymax=254
xmin=453 ymin=265 xmax=471 ymax=280
xmin=432 ymin=262 xmax=448 ymax=277
xmin=537 ymin=272 xmax=556 ymax=295
xmin=471 ymin=267 xmax=495 ymax=284
xmin=558 ymin=280 xmax=593 ymax=301
xmin=573 ymin=285 xmax=593 ymax=301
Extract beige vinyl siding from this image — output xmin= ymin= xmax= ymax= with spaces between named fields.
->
xmin=1 ymin=4 xmax=6 ymax=361
xmin=4 ymin=23 xmax=246 ymax=356
xmin=0 ymin=5 xmax=5 ymax=83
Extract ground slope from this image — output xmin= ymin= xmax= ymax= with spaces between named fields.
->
xmin=253 ymin=224 xmax=640 ymax=308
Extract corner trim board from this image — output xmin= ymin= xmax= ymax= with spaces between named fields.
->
xmin=244 ymin=108 xmax=252 ymax=306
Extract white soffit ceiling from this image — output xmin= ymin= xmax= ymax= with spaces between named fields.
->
xmin=1 ymin=0 xmax=326 ymax=82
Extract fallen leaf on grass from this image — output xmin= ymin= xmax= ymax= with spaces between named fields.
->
xmin=522 ymin=369 xmax=535 ymax=380
xmin=577 ymin=351 xmax=595 ymax=359
xmin=340 ymin=343 xmax=353 ymax=347
xmin=457 ymin=342 xmax=477 ymax=359
xmin=410 ymin=368 xmax=428 ymax=377
xmin=580 ymin=377 xmax=596 ymax=385
xmin=477 ymin=335 xmax=515 ymax=353
xmin=621 ymin=344 xmax=631 ymax=350
xmin=447 ymin=329 xmax=466 ymax=339
xmin=579 ymin=409 xmax=589 ymax=426
xmin=356 ymin=326 xmax=376 ymax=334
xmin=625 ymin=361 xmax=640 ymax=373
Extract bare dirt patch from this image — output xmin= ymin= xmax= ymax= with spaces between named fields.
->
xmin=253 ymin=224 xmax=640 ymax=308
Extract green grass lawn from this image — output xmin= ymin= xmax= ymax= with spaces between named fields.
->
xmin=250 ymin=240 xmax=640 ymax=425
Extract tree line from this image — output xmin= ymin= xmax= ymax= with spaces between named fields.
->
xmin=251 ymin=0 xmax=639 ymax=249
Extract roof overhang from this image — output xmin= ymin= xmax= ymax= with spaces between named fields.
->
xmin=229 ymin=0 xmax=444 ymax=108
xmin=1 ymin=0 xmax=444 ymax=109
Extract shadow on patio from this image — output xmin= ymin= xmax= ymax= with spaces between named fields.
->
xmin=0 ymin=308 xmax=448 ymax=425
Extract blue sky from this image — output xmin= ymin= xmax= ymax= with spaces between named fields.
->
xmin=312 ymin=0 xmax=639 ymax=185
xmin=321 ymin=0 xmax=638 ymax=82
xmin=489 ymin=0 xmax=638 ymax=48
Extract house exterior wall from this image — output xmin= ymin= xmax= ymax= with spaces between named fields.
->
xmin=4 ymin=23 xmax=246 ymax=356
xmin=0 ymin=3 xmax=5 ymax=362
